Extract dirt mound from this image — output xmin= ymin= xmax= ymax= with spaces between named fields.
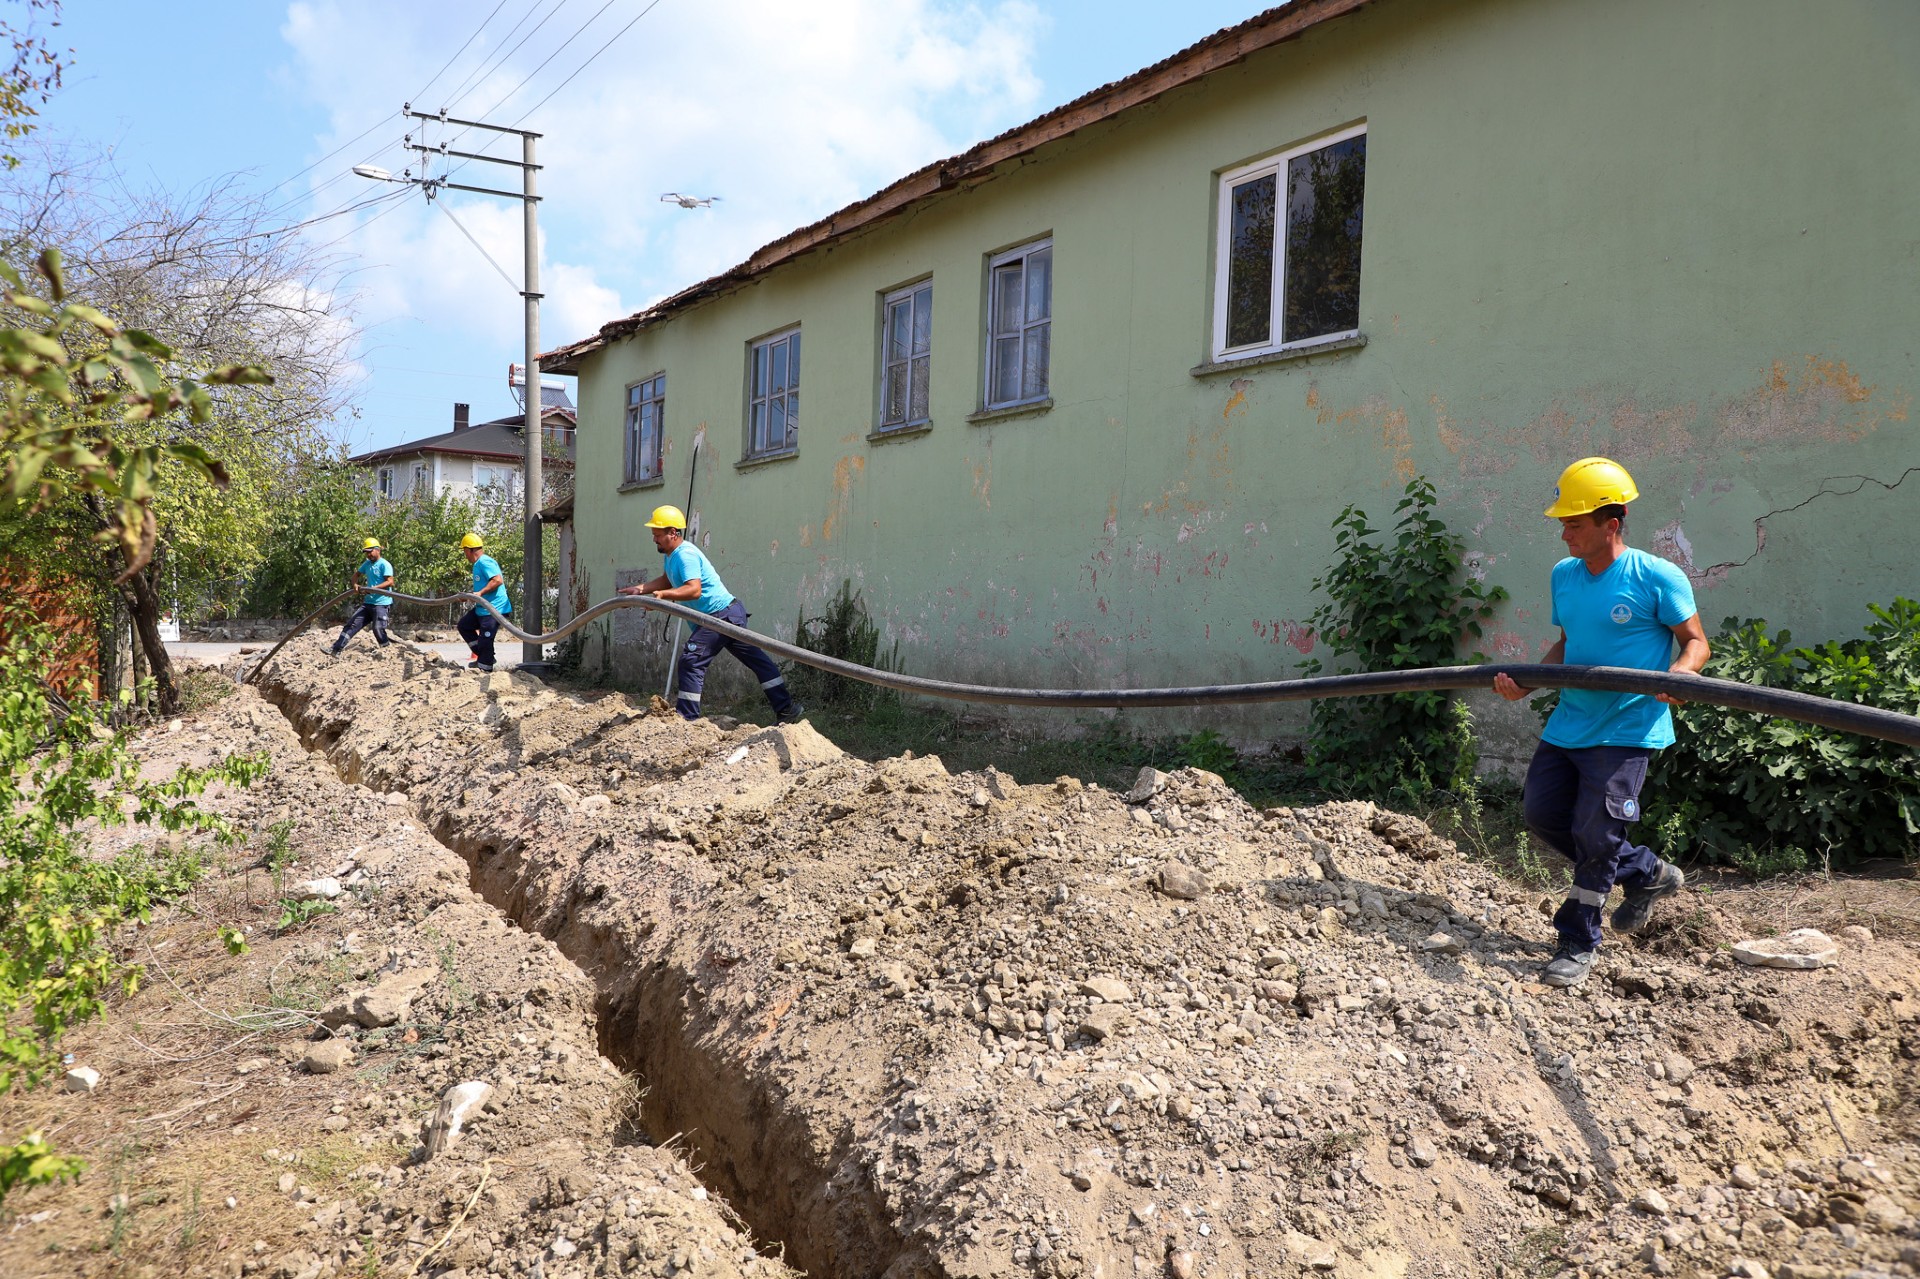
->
xmin=243 ymin=634 xmax=1920 ymax=1279
xmin=0 ymin=679 xmax=792 ymax=1279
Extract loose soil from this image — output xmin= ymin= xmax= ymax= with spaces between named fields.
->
xmin=5 ymin=634 xmax=1917 ymax=1279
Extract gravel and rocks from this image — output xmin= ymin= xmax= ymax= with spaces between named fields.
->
xmin=237 ymin=632 xmax=1920 ymax=1279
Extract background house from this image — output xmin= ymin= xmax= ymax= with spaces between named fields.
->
xmin=544 ymin=0 xmax=1917 ymax=763
xmin=352 ymin=388 xmax=578 ymax=506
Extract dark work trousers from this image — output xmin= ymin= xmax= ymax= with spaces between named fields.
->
xmin=1522 ymin=741 xmax=1664 ymax=952
xmin=457 ymin=606 xmax=503 ymax=668
xmin=675 ymin=600 xmax=795 ymax=721
xmin=332 ymin=603 xmax=391 ymax=651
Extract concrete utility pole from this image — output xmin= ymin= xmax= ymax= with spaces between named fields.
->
xmin=367 ymin=106 xmax=548 ymax=665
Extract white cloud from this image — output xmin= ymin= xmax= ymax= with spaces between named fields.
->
xmin=280 ymin=0 xmax=1046 ymax=409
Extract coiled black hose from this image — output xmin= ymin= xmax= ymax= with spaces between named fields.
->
xmin=245 ymin=588 xmax=1920 ymax=749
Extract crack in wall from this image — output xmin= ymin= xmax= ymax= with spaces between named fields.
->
xmin=1692 ymin=466 xmax=1919 ymax=581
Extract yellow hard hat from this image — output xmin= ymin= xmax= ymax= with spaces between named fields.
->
xmin=460 ymin=532 xmax=485 ymax=549
xmin=362 ymin=537 xmax=382 ymax=551
xmin=644 ymin=504 xmax=687 ymax=530
xmin=1544 ymin=457 xmax=1639 ymax=519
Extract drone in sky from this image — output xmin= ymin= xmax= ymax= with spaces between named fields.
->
xmin=660 ymin=193 xmax=721 ymax=209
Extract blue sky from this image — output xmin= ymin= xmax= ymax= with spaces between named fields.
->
xmin=46 ymin=0 xmax=1265 ymax=454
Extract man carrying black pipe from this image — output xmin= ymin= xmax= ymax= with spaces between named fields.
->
xmin=457 ymin=532 xmax=511 ymax=673
xmin=617 ymin=504 xmax=802 ymax=724
xmin=1493 ymin=457 xmax=1710 ymax=988
xmin=330 ymin=537 xmax=395 ymax=655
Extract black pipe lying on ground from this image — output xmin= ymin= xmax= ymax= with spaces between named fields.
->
xmin=245 ymin=589 xmax=1920 ymax=749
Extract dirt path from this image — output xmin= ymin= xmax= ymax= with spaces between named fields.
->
xmin=252 ymin=636 xmax=1918 ymax=1279
xmin=7 ymin=636 xmax=1917 ymax=1279
xmin=0 ymin=676 xmax=791 ymax=1279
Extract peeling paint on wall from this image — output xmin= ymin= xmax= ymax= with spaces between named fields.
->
xmin=1714 ymin=356 xmax=1908 ymax=449
xmin=822 ymin=455 xmax=866 ymax=542
xmin=1309 ymin=384 xmax=1416 ymax=481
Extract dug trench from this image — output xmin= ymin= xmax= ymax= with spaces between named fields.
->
xmin=256 ymin=634 xmax=1920 ymax=1279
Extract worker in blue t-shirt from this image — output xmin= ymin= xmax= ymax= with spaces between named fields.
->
xmin=617 ymin=505 xmax=802 ymax=724
xmin=331 ymin=538 xmax=396 ymax=654
xmin=1493 ymin=457 xmax=1711 ymax=989
xmin=456 ymin=532 xmax=512 ymax=672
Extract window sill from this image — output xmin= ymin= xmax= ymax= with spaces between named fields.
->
xmin=868 ymin=422 xmax=933 ymax=445
xmin=618 ymin=476 xmax=666 ymax=494
xmin=966 ymin=398 xmax=1053 ymax=426
xmin=735 ymin=449 xmax=799 ymax=471
xmin=1190 ymin=333 xmax=1367 ymax=378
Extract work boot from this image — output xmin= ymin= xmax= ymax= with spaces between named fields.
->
xmin=1542 ymin=944 xmax=1596 ymax=988
xmin=1612 ymin=861 xmax=1685 ymax=935
xmin=776 ymin=702 xmax=807 ymax=725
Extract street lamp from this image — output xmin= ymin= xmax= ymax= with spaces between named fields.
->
xmin=353 ymin=106 xmax=548 ymax=667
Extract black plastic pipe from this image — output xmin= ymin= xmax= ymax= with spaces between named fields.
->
xmin=244 ymin=589 xmax=1920 ymax=749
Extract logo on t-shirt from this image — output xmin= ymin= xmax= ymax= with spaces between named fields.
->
xmin=1623 ymin=798 xmax=1637 ymax=818
xmin=1609 ymin=603 xmax=1632 ymax=624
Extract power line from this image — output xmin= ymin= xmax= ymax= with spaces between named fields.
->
xmin=445 ymin=0 xmax=573 ymax=115
xmin=260 ymin=115 xmax=396 ymax=200
xmin=507 ymin=0 xmax=666 ymax=126
xmin=439 ymin=0 xmax=667 ymax=185
xmin=412 ymin=0 xmax=514 ymax=105
xmin=433 ymin=198 xmax=521 ymax=292
xmin=473 ymin=0 xmax=622 ymax=122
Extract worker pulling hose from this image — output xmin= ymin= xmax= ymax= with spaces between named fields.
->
xmin=243 ymin=583 xmax=1920 ymax=748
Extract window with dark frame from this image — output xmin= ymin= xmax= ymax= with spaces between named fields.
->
xmin=879 ymin=282 xmax=932 ymax=431
xmin=747 ymin=328 xmax=801 ymax=459
xmin=1213 ymin=126 xmax=1366 ymax=360
xmin=984 ymin=239 xmax=1051 ymax=410
xmin=624 ymin=373 xmax=665 ymax=484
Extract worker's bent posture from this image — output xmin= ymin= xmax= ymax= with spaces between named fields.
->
xmin=618 ymin=505 xmax=801 ymax=724
xmin=456 ymin=533 xmax=511 ymax=673
xmin=1493 ymin=457 xmax=1710 ymax=989
xmin=332 ymin=537 xmax=395 ymax=653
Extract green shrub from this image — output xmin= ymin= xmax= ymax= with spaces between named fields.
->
xmin=790 ymin=579 xmax=899 ymax=711
xmin=1299 ymin=477 xmax=1507 ymax=802
xmin=1640 ymin=599 xmax=1920 ymax=871
xmin=0 ymin=625 xmax=268 ymax=1200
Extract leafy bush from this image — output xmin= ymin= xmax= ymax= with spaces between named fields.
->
xmin=1640 ymin=600 xmax=1920 ymax=871
xmin=791 ymin=579 xmax=899 ymax=711
xmin=1299 ymin=477 xmax=1507 ymax=802
xmin=0 ymin=625 xmax=268 ymax=1199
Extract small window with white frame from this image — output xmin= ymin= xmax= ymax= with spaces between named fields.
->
xmin=984 ymin=238 xmax=1050 ymax=410
xmin=411 ymin=462 xmax=431 ymax=495
xmin=1212 ymin=125 xmax=1366 ymax=361
xmin=377 ymin=466 xmax=394 ymax=498
xmin=625 ymin=372 xmax=665 ymax=484
xmin=747 ymin=327 xmax=801 ymax=459
xmin=878 ymin=280 xmax=932 ymax=432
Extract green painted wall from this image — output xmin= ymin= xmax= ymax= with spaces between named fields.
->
xmin=567 ymin=0 xmax=1919 ymax=764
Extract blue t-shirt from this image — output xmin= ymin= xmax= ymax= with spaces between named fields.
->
xmin=470 ymin=554 xmax=511 ymax=617
xmin=1543 ymin=548 xmax=1697 ymax=750
xmin=357 ymin=557 xmax=394 ymax=606
xmin=664 ymin=542 xmax=736 ymax=616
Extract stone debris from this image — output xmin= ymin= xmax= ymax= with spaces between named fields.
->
xmin=141 ymin=632 xmax=1919 ymax=1279
xmin=62 ymin=1066 xmax=100 ymax=1093
xmin=300 ymin=1040 xmax=353 ymax=1074
xmin=1155 ymin=861 xmax=1209 ymax=899
xmin=1733 ymin=928 xmax=1840 ymax=969
xmin=287 ymin=876 xmax=343 ymax=900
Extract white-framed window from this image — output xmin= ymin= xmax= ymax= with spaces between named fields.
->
xmin=984 ymin=239 xmax=1051 ymax=410
xmin=747 ymin=328 xmax=800 ymax=459
xmin=377 ymin=467 xmax=394 ymax=498
xmin=625 ymin=373 xmax=665 ymax=484
xmin=1212 ymin=124 xmax=1367 ymax=361
xmin=411 ymin=462 xmax=431 ymax=495
xmin=878 ymin=281 xmax=932 ymax=432
xmin=475 ymin=463 xmax=510 ymax=494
